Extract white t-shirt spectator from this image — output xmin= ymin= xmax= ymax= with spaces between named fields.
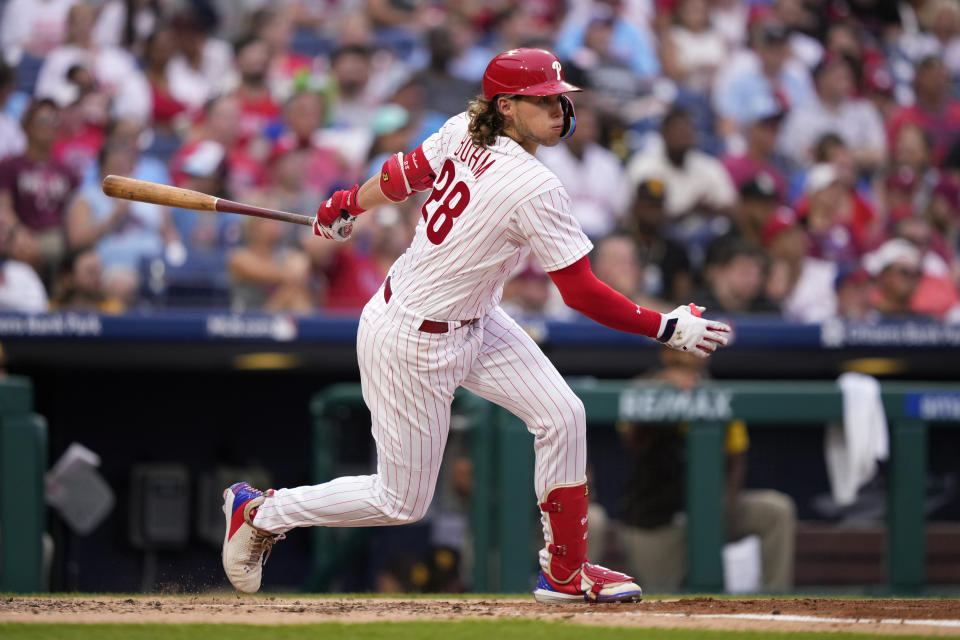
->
xmin=537 ymin=142 xmax=630 ymax=239
xmin=0 ymin=259 xmax=48 ymax=312
xmin=91 ymin=0 xmax=157 ymax=49
xmin=34 ymin=44 xmax=141 ymax=106
xmin=670 ymin=26 xmax=727 ymax=92
xmin=0 ymin=0 xmax=76 ymax=63
xmin=778 ymin=97 xmax=887 ymax=168
xmin=626 ymin=137 xmax=737 ymax=218
xmin=0 ymin=113 xmax=26 ymax=160
xmin=782 ymin=257 xmax=837 ymax=323
xmin=168 ymin=38 xmax=235 ymax=111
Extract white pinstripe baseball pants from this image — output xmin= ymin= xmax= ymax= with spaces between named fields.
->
xmin=252 ymin=283 xmax=587 ymax=533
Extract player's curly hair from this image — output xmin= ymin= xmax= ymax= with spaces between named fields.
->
xmin=467 ymin=95 xmax=510 ymax=148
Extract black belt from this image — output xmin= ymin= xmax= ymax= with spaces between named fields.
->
xmin=383 ymin=277 xmax=477 ymax=334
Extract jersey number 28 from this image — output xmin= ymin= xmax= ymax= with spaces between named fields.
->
xmin=421 ymin=158 xmax=470 ymax=245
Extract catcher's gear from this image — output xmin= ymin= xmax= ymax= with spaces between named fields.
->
xmin=534 ymin=479 xmax=642 ymax=603
xmin=313 ymin=212 xmax=356 ymax=242
xmin=379 ymin=146 xmax=436 ymax=202
xmin=482 ymin=48 xmax=581 ymax=139
xmin=315 ymin=184 xmax=365 ymax=226
xmin=221 ymin=482 xmax=285 ymax=593
xmin=657 ymin=303 xmax=731 ymax=357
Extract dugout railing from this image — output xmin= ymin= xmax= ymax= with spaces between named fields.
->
xmin=309 ymin=380 xmax=960 ymax=595
xmin=0 ymin=376 xmax=48 ymax=593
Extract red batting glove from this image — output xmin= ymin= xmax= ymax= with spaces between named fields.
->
xmin=316 ymin=184 xmax=365 ymax=226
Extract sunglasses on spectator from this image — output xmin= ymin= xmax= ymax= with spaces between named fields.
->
xmin=891 ymin=266 xmax=921 ymax=278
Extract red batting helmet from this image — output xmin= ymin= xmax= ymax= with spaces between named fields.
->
xmin=482 ymin=48 xmax=582 ymax=100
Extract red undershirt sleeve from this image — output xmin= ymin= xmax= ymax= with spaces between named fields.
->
xmin=548 ymin=255 xmax=663 ymax=339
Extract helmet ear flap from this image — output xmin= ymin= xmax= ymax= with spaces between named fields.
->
xmin=559 ymin=94 xmax=576 ymax=140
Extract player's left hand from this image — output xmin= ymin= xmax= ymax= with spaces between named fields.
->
xmin=313 ymin=212 xmax=356 ymax=242
xmin=657 ymin=304 xmax=731 ymax=357
xmin=316 ymin=185 xmax=364 ymax=226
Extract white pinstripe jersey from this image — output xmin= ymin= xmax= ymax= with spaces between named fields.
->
xmin=386 ymin=112 xmax=593 ymax=321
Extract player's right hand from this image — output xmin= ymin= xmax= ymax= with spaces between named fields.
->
xmin=656 ymin=304 xmax=731 ymax=358
xmin=313 ymin=212 xmax=356 ymax=242
xmin=316 ymin=184 xmax=364 ymax=226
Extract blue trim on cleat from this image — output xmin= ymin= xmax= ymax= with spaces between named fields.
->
xmin=229 ymin=482 xmax=262 ymax=516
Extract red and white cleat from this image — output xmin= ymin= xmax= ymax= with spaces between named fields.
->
xmin=221 ymin=482 xmax=284 ymax=593
xmin=533 ymin=563 xmax=642 ymax=603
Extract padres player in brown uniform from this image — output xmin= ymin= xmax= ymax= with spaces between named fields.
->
xmin=222 ymin=48 xmax=731 ymax=602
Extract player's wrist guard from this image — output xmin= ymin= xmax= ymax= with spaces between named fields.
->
xmin=657 ymin=303 xmax=732 ymax=358
xmin=379 ymin=146 xmax=435 ymax=202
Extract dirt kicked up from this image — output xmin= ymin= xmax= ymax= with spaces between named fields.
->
xmin=2 ymin=596 xmax=960 ymax=636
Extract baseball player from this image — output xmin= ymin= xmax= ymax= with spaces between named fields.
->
xmin=222 ymin=48 xmax=731 ymax=602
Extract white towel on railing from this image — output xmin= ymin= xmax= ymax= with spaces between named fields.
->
xmin=824 ymin=372 xmax=890 ymax=506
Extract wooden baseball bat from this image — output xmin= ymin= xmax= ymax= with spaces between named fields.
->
xmin=101 ymin=175 xmax=315 ymax=227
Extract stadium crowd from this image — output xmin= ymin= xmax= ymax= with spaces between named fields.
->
xmin=0 ymin=0 xmax=959 ymax=323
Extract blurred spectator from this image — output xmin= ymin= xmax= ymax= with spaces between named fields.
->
xmin=616 ymin=347 xmax=796 ymax=592
xmin=562 ymin=12 xmax=649 ymax=122
xmin=659 ymin=0 xmax=728 ymax=94
xmin=721 ymin=93 xmax=789 ymax=200
xmin=92 ymin=0 xmax=160 ymax=55
xmin=592 ymin=231 xmax=666 ymax=311
xmin=169 ymin=139 xmax=241 ymax=251
xmin=894 ymin=217 xmax=960 ymax=318
xmin=0 ymin=211 xmax=48 ymax=312
xmin=0 ymin=99 xmax=78 ymax=277
xmin=51 ymin=246 xmax=123 ymax=312
xmin=556 ymin=1 xmax=660 ymax=81
xmin=863 ymin=238 xmax=925 ymax=317
xmin=779 ymin=55 xmax=887 ymax=173
xmin=167 ymin=9 xmax=234 ymax=112
xmin=537 ymin=97 xmax=629 ymax=239
xmin=763 ymin=207 xmax=837 ymax=323
xmin=65 ymin=143 xmax=178 ymax=305
xmin=174 ymin=94 xmax=264 ymax=199
xmin=771 ymin=0 xmax=824 ymax=68
xmin=140 ymin=26 xmax=189 ymax=140
xmin=695 ymin=237 xmax=777 ymax=314
xmin=245 ymin=7 xmax=313 ymax=104
xmin=412 ymin=26 xmax=479 ymax=118
xmin=366 ymin=102 xmax=416 ymax=177
xmin=834 ymin=265 xmax=874 ymax=321
xmin=625 ymin=177 xmax=693 ymax=304
xmin=886 ymin=56 xmax=960 ymax=167
xmin=245 ymin=148 xmax=318 ymax=248
xmin=712 ymin=20 xmax=815 ymax=140
xmin=712 ymin=172 xmax=782 ymax=250
xmin=303 ymin=203 xmax=415 ymax=313
xmin=327 ymin=45 xmax=382 ymax=129
xmin=231 ymin=35 xmax=282 ymax=149
xmin=227 ymin=215 xmax=313 ymax=313
xmin=50 ymin=69 xmax=108 ymax=178
xmin=0 ymin=0 xmax=75 ymax=64
xmin=500 ymin=258 xmax=554 ymax=323
xmin=34 ymin=3 xmax=140 ymax=110
xmin=0 ymin=59 xmax=26 ymax=160
xmin=627 ymin=106 xmax=736 ymax=221
xmin=797 ymin=141 xmax=880 ymax=262
xmin=709 ymin=0 xmax=749 ymax=50
xmin=880 ymin=123 xmax=937 ymax=222
xmin=926 ymin=0 xmax=960 ymax=81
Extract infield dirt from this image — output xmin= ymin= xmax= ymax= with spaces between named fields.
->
xmin=2 ymin=596 xmax=959 ymax=636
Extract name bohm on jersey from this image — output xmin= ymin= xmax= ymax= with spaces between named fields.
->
xmin=452 ymin=135 xmax=497 ymax=180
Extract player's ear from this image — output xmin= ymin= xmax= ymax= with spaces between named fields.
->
xmin=496 ymin=94 xmax=516 ymax=119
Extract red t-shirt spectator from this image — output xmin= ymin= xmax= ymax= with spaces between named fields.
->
xmin=323 ymin=248 xmax=386 ymax=312
xmin=0 ymin=155 xmax=78 ymax=231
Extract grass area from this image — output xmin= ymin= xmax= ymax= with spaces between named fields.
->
xmin=0 ymin=622 xmax=945 ymax=640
